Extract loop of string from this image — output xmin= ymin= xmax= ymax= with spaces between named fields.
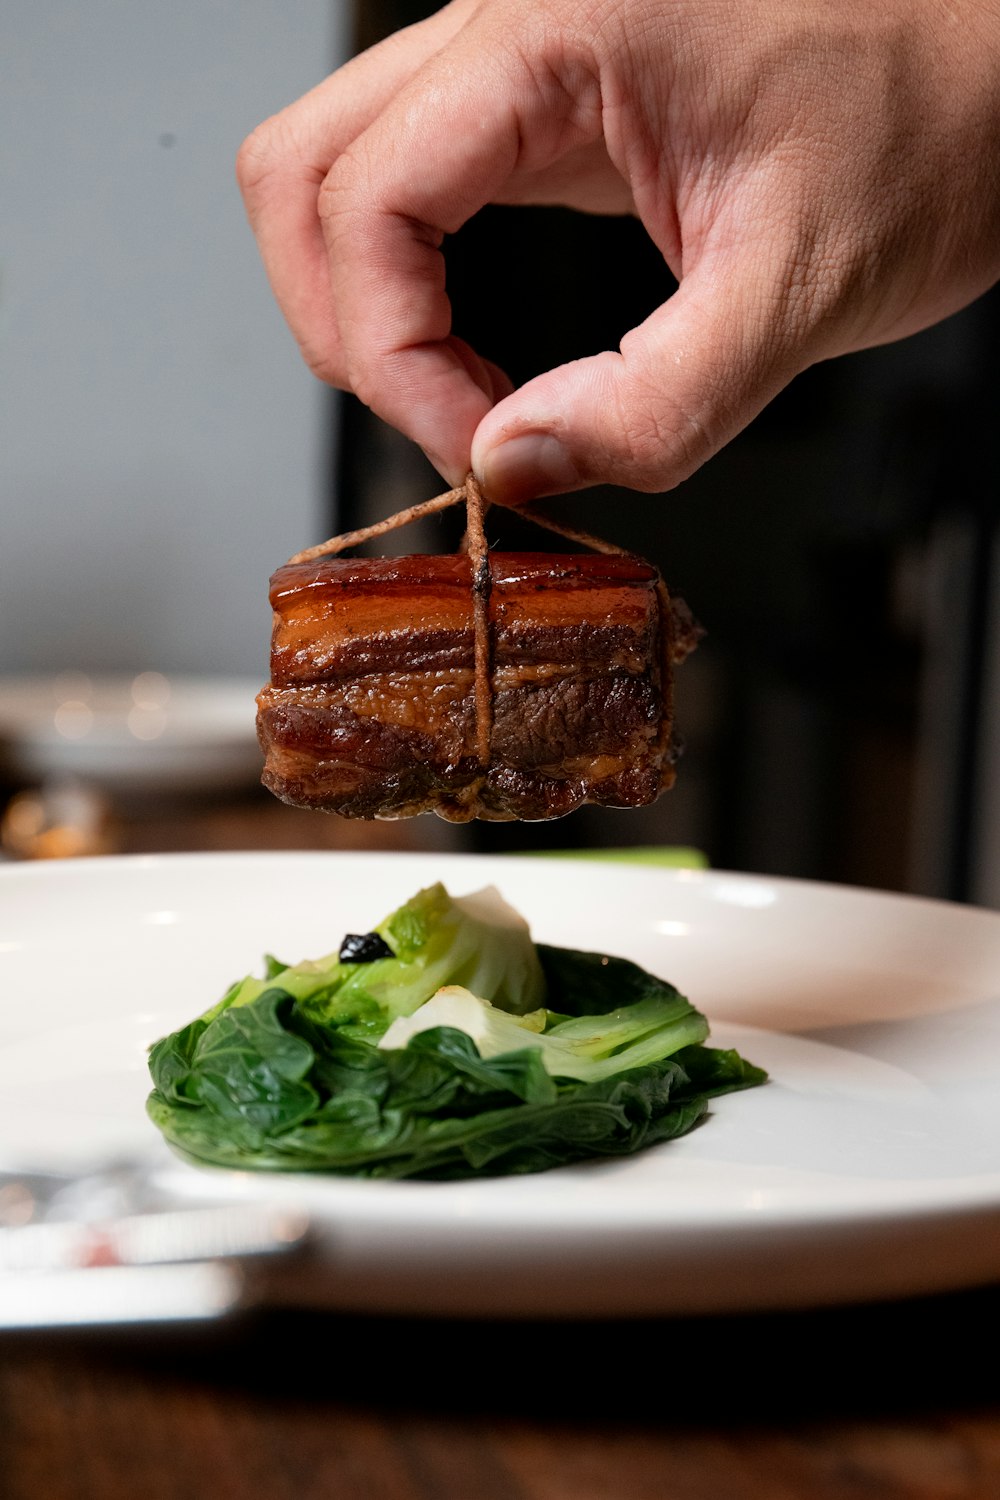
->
xmin=283 ymin=475 xmax=673 ymax=776
xmin=284 ymin=479 xmax=631 ymax=568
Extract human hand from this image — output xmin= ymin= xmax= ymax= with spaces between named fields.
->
xmin=237 ymin=0 xmax=1000 ymax=503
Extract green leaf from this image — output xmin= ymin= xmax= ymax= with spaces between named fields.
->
xmin=149 ymin=989 xmax=318 ymax=1149
xmin=671 ymin=1043 xmax=769 ymax=1096
xmin=537 ymin=943 xmax=685 ymax=1015
xmin=379 ymin=985 xmax=709 ymax=1083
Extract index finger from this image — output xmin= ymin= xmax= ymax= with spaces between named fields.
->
xmin=236 ymin=3 xmax=477 ymax=391
xmin=318 ymin=11 xmax=604 ymax=482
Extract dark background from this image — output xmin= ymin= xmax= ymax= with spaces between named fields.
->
xmin=339 ymin=0 xmax=999 ymax=900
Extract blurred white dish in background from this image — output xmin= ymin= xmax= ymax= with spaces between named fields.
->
xmin=0 ymin=673 xmax=262 ymax=794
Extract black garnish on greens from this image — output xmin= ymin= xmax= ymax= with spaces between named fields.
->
xmin=338 ymin=932 xmax=394 ymax=964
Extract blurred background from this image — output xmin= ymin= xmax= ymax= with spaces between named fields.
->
xmin=2 ymin=0 xmax=998 ymax=906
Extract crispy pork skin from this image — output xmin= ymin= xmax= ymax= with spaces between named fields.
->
xmin=256 ymin=552 xmax=696 ymax=822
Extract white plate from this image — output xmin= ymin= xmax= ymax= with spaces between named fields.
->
xmin=0 ymin=673 xmax=262 ymax=794
xmin=2 ymin=850 xmax=1000 ymax=1318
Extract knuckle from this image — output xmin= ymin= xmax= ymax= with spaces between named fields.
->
xmin=611 ymin=359 xmax=708 ymax=489
xmin=344 ymin=357 xmax=384 ymax=413
xmin=304 ymin=347 xmax=347 ymax=390
xmin=234 ymin=117 xmax=280 ymax=199
xmin=316 ymin=147 xmax=362 ymax=229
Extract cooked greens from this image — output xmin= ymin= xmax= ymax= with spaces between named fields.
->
xmin=146 ymin=881 xmax=766 ymax=1179
xmin=194 ymin=882 xmax=545 ymax=1043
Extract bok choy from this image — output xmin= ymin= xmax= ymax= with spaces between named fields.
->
xmin=146 ymin=882 xmax=766 ymax=1179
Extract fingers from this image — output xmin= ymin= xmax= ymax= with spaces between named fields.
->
xmin=240 ymin=0 xmax=1000 ymax=507
xmin=316 ymin=11 xmax=607 ymax=483
xmin=235 ymin=2 xmax=476 ymax=388
xmin=239 ymin=1 xmax=631 ymax=485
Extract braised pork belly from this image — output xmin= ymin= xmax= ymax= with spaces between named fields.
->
xmin=256 ymin=551 xmax=698 ymax=822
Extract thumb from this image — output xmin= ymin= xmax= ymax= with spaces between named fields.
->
xmin=471 ymin=263 xmax=813 ymax=502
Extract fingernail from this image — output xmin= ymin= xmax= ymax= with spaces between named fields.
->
xmin=480 ymin=433 xmax=579 ymax=505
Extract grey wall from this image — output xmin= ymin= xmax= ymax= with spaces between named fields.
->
xmin=1 ymin=2 xmax=346 ymax=679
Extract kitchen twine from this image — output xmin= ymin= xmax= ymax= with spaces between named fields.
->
xmin=285 ymin=474 xmax=677 ymax=789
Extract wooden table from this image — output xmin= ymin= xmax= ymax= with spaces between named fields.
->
xmin=4 ymin=1288 xmax=1000 ymax=1499
xmin=3 ymin=794 xmax=1000 ymax=1498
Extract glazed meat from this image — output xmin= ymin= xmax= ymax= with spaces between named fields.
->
xmin=256 ymin=551 xmax=698 ymax=822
